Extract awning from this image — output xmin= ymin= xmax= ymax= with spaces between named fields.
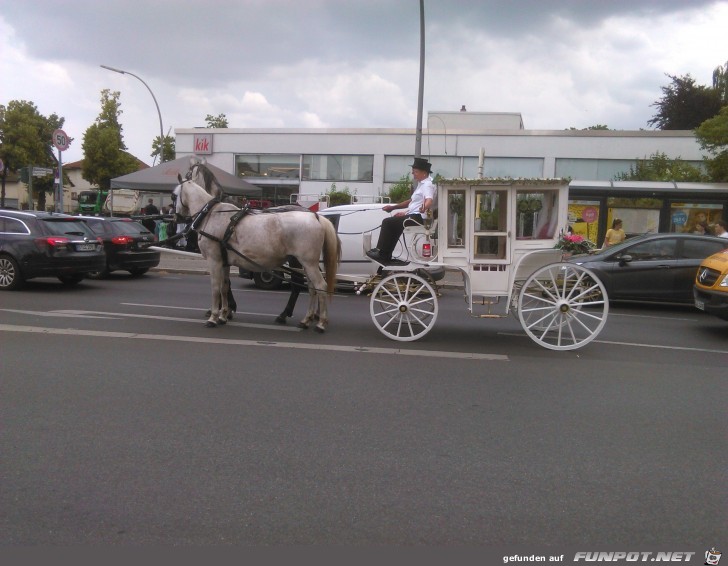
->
xmin=110 ymin=156 xmax=262 ymax=196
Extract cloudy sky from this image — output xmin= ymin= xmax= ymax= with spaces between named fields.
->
xmin=2 ymin=0 xmax=726 ymax=165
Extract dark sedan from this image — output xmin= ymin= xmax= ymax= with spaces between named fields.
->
xmin=79 ymin=217 xmax=160 ymax=278
xmin=0 ymin=209 xmax=106 ymax=290
xmin=567 ymin=232 xmax=728 ymax=304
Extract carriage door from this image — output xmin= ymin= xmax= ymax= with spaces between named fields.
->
xmin=471 ymin=186 xmax=511 ymax=264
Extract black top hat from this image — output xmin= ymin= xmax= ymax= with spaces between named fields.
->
xmin=411 ymin=157 xmax=432 ymax=173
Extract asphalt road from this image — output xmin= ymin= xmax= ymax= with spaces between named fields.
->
xmin=1 ymin=270 xmax=726 ymax=549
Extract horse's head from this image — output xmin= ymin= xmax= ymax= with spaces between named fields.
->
xmin=174 ymin=174 xmax=192 ymax=220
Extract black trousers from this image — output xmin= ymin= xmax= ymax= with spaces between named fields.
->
xmin=375 ymin=213 xmax=423 ymax=258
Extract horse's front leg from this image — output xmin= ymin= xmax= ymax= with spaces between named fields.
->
xmin=206 ymin=266 xmax=226 ymax=327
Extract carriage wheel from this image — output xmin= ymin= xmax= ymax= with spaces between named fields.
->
xmin=517 ymin=263 xmax=608 ymax=351
xmin=370 ymin=272 xmax=438 ymax=341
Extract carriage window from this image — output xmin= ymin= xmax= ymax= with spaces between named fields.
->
xmin=447 ymin=190 xmax=465 ymax=247
xmin=516 ymin=190 xmax=559 ymax=239
xmin=474 ymin=190 xmax=507 ymax=232
xmin=474 ymin=190 xmax=507 ymax=259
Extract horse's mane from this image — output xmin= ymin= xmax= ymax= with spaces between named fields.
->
xmin=193 ymin=163 xmax=220 ymax=196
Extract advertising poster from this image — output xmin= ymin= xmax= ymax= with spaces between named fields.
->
xmin=567 ymin=201 xmax=599 ymax=243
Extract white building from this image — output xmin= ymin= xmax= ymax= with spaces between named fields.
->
xmin=175 ymin=111 xmax=704 ymax=207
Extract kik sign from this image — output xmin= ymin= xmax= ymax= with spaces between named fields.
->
xmin=193 ymin=134 xmax=213 ymax=155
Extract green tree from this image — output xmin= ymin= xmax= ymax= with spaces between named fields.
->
xmin=713 ymin=60 xmax=728 ymax=105
xmin=648 ymin=74 xmax=723 ymax=130
xmin=151 ymin=134 xmax=175 ymax=163
xmin=82 ymin=90 xmax=138 ymax=191
xmin=614 ymin=151 xmax=706 ymax=182
xmin=0 ymin=100 xmax=65 ymax=209
xmin=567 ymin=125 xmax=611 ymax=130
xmin=324 ymin=183 xmax=356 ymax=206
xmin=385 ymin=175 xmax=413 ymax=203
xmin=205 ymin=113 xmax=229 ymax=128
xmin=695 ymin=106 xmax=728 ymax=181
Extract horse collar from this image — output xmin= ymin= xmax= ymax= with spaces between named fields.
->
xmin=190 ymin=196 xmax=222 ymax=231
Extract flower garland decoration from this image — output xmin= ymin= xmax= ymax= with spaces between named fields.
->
xmin=554 ymin=231 xmax=596 ymax=254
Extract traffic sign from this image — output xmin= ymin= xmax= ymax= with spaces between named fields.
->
xmin=52 ymin=129 xmax=70 ymax=152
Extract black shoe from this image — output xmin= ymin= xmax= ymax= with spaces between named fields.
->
xmin=366 ymin=249 xmax=387 ymax=263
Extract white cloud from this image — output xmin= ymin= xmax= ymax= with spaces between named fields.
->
xmin=1 ymin=1 xmax=726 ymax=164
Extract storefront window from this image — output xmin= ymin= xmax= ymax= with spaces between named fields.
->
xmin=235 ymin=154 xmax=300 ymax=179
xmin=302 ymin=155 xmax=373 ymax=182
xmin=669 ymin=202 xmax=724 ymax=234
xmin=606 ymin=197 xmax=662 ymax=236
xmin=568 ymin=200 xmax=600 ymax=243
xmin=462 ymin=157 xmax=544 ymax=179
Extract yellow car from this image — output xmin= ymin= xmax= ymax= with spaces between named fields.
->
xmin=694 ymin=248 xmax=728 ymax=320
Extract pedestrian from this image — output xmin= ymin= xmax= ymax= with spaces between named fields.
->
xmin=142 ymin=198 xmax=159 ymax=233
xmin=366 ymin=157 xmax=435 ymax=265
xmin=602 ymin=218 xmax=625 ymax=248
xmin=714 ymin=219 xmax=728 ymax=239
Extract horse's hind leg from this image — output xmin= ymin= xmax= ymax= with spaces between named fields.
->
xmin=276 ymin=284 xmax=301 ymax=324
xmin=299 ymin=268 xmax=328 ymax=333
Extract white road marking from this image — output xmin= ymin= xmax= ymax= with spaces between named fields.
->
xmin=0 ymin=324 xmax=509 ymax=361
xmin=0 ymin=309 xmax=119 ymax=319
xmin=121 ymin=302 xmax=273 ymax=318
xmin=52 ymin=310 xmax=301 ymax=332
xmin=497 ymin=332 xmax=728 ymax=355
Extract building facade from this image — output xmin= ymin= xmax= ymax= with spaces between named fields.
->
xmin=175 ymin=111 xmax=705 ymax=208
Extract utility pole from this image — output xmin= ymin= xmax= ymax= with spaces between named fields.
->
xmin=414 ymin=0 xmax=425 ymax=158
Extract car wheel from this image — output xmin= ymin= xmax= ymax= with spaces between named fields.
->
xmin=58 ymin=274 xmax=84 ymax=286
xmin=0 ymin=255 xmax=23 ymax=290
xmin=253 ymin=271 xmax=283 ymax=290
xmin=128 ymin=268 xmax=149 ymax=277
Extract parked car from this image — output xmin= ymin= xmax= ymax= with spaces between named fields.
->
xmin=693 ymin=248 xmax=728 ymax=320
xmin=567 ymin=232 xmax=728 ymax=304
xmin=0 ymin=209 xmax=106 ymax=290
xmin=78 ymin=216 xmax=160 ymax=278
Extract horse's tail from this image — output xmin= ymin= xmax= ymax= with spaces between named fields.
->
xmin=319 ymin=215 xmax=341 ymax=295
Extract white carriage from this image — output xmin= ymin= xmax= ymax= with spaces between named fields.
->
xmin=364 ymin=179 xmax=609 ymax=350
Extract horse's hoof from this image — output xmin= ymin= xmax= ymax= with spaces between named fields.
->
xmin=315 ymin=325 xmax=325 ymax=333
xmin=218 ymin=319 xmax=227 ymax=325
xmin=297 ymin=322 xmax=309 ymax=330
xmin=275 ymin=316 xmax=287 ymax=324
xmin=205 ymin=321 xmax=217 ymax=328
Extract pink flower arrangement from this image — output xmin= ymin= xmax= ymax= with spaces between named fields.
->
xmin=555 ymin=232 xmax=596 ymax=254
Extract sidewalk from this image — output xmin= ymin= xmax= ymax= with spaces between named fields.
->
xmin=152 ymin=248 xmax=210 ymax=275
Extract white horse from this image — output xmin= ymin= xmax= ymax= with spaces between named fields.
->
xmin=173 ymin=175 xmax=341 ymax=332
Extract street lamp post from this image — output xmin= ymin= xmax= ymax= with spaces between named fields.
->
xmin=100 ymin=64 xmax=165 ymax=165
